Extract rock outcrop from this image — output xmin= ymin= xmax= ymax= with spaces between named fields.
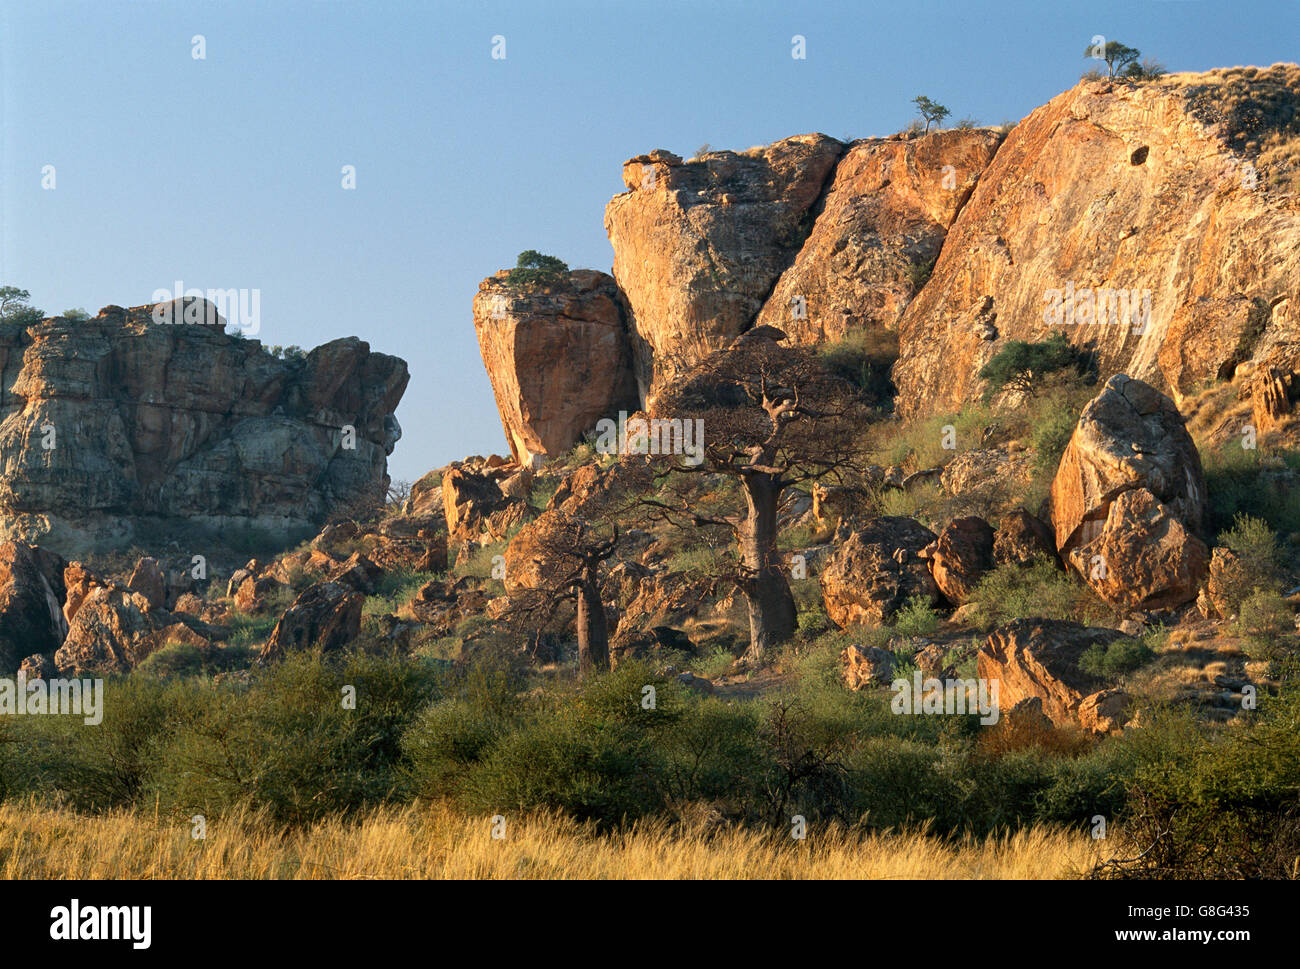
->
xmin=473 ymin=269 xmax=637 ymax=466
xmin=0 ymin=304 xmax=408 ymax=553
xmin=605 ymin=136 xmax=844 ymax=401
xmin=894 ymin=67 xmax=1300 ymax=415
xmin=54 ymin=585 xmax=221 ymax=675
xmin=0 ymin=541 xmax=68 ymax=673
xmin=441 ymin=461 xmax=533 ymax=544
xmin=754 ymin=130 xmax=1001 ymax=345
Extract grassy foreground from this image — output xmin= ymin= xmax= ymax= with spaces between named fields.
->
xmin=0 ymin=801 xmax=1103 ymax=879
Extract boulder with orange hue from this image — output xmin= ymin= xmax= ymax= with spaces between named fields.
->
xmin=1067 ymin=487 xmax=1209 ymax=610
xmin=473 ymin=269 xmax=638 ymax=467
xmin=919 ymin=516 xmax=995 ymax=604
xmin=441 ymin=462 xmax=532 ymax=544
xmin=1050 ymin=375 xmax=1205 ymax=560
xmin=605 ymin=135 xmax=844 ymax=400
xmin=977 ymin=618 xmax=1130 ymax=734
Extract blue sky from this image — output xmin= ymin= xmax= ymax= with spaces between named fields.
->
xmin=1 ymin=0 xmax=1294 ymax=482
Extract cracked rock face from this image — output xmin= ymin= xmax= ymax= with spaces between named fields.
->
xmin=754 ymin=130 xmax=1002 ymax=346
xmin=0 ymin=304 xmax=408 ymax=553
xmin=473 ymin=269 xmax=638 ymax=466
xmin=604 ymin=134 xmax=844 ymax=403
xmin=893 ymin=68 xmax=1300 ymax=417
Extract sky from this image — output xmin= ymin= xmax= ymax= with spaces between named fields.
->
xmin=1 ymin=0 xmax=1295 ymax=482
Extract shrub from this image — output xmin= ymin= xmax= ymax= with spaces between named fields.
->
xmin=505 ymin=250 xmax=569 ymax=291
xmin=1079 ymin=639 xmax=1156 ymax=680
xmin=1235 ymin=590 xmax=1295 ymax=661
xmin=1216 ymin=514 xmax=1284 ymax=613
xmin=977 ymin=334 xmax=1088 ymax=402
xmin=967 ymin=558 xmax=1096 ymax=627
xmin=892 ymin=595 xmax=942 ymax=638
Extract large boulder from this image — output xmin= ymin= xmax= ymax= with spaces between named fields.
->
xmin=1050 ymin=375 xmax=1207 ymax=607
xmin=919 ymin=517 xmax=995 ymax=604
xmin=259 ymin=581 xmax=365 ymax=662
xmin=605 ymin=135 xmax=844 ymax=401
xmin=820 ymin=517 xmax=940 ymax=627
xmin=1050 ymin=375 xmax=1206 ymax=558
xmin=1066 ymin=488 xmax=1210 ymax=610
xmin=993 ymin=509 xmax=1060 ymax=568
xmin=0 ymin=541 xmax=69 ymax=674
xmin=473 ymin=269 xmax=638 ymax=467
xmin=977 ymin=618 xmax=1131 ymax=733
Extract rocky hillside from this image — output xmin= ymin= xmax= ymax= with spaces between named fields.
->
xmin=475 ymin=66 xmax=1300 ymax=461
xmin=894 ymin=65 xmax=1300 ymax=416
xmin=0 ymin=302 xmax=408 ymax=553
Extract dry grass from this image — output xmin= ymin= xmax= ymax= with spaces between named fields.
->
xmin=1157 ymin=63 xmax=1300 ymax=194
xmin=0 ymin=801 xmax=1103 ymax=880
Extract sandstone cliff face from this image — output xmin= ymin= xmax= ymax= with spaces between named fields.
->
xmin=604 ymin=136 xmax=844 ymax=401
xmin=473 ymin=270 xmax=637 ymax=466
xmin=0 ymin=304 xmax=408 ymax=552
xmin=754 ymin=130 xmax=1002 ymax=345
xmin=893 ymin=67 xmax=1300 ymax=416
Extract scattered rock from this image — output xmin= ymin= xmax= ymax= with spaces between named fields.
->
xmin=820 ymin=517 xmax=940 ymax=627
xmin=919 ymin=516 xmax=995 ymax=603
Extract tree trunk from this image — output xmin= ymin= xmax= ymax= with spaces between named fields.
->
xmin=575 ymin=572 xmax=610 ymax=679
xmin=738 ymin=472 xmax=796 ymax=664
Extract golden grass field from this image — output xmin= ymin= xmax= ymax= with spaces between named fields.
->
xmin=0 ymin=801 xmax=1106 ymax=879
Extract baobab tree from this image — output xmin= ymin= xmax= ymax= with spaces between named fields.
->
xmin=641 ymin=329 xmax=871 ymax=666
xmin=505 ymin=509 xmax=621 ymax=678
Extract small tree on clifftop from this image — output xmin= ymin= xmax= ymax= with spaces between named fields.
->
xmin=505 ymin=250 xmax=569 ymax=291
xmin=912 ymin=95 xmax=951 ymax=133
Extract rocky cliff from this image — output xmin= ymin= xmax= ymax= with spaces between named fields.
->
xmin=474 ymin=65 xmax=1300 ymax=463
xmin=0 ymin=303 xmax=407 ymax=552
xmin=893 ymin=66 xmax=1300 ymax=415
xmin=605 ymin=135 xmax=844 ymax=401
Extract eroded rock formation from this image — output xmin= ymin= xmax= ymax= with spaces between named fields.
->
xmin=0 ymin=304 xmax=408 ymax=553
xmin=473 ymin=270 xmax=637 ymax=466
xmin=893 ymin=67 xmax=1300 ymax=415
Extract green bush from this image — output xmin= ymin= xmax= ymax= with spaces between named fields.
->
xmin=892 ymin=594 xmax=942 ymax=638
xmin=977 ymin=334 xmax=1088 ymax=402
xmin=504 ymin=250 xmax=569 ymax=291
xmin=1216 ymin=514 xmax=1284 ymax=614
xmin=1235 ymin=590 xmax=1295 ymax=661
xmin=1079 ymin=639 xmax=1155 ymax=680
xmin=967 ymin=558 xmax=1095 ymax=628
